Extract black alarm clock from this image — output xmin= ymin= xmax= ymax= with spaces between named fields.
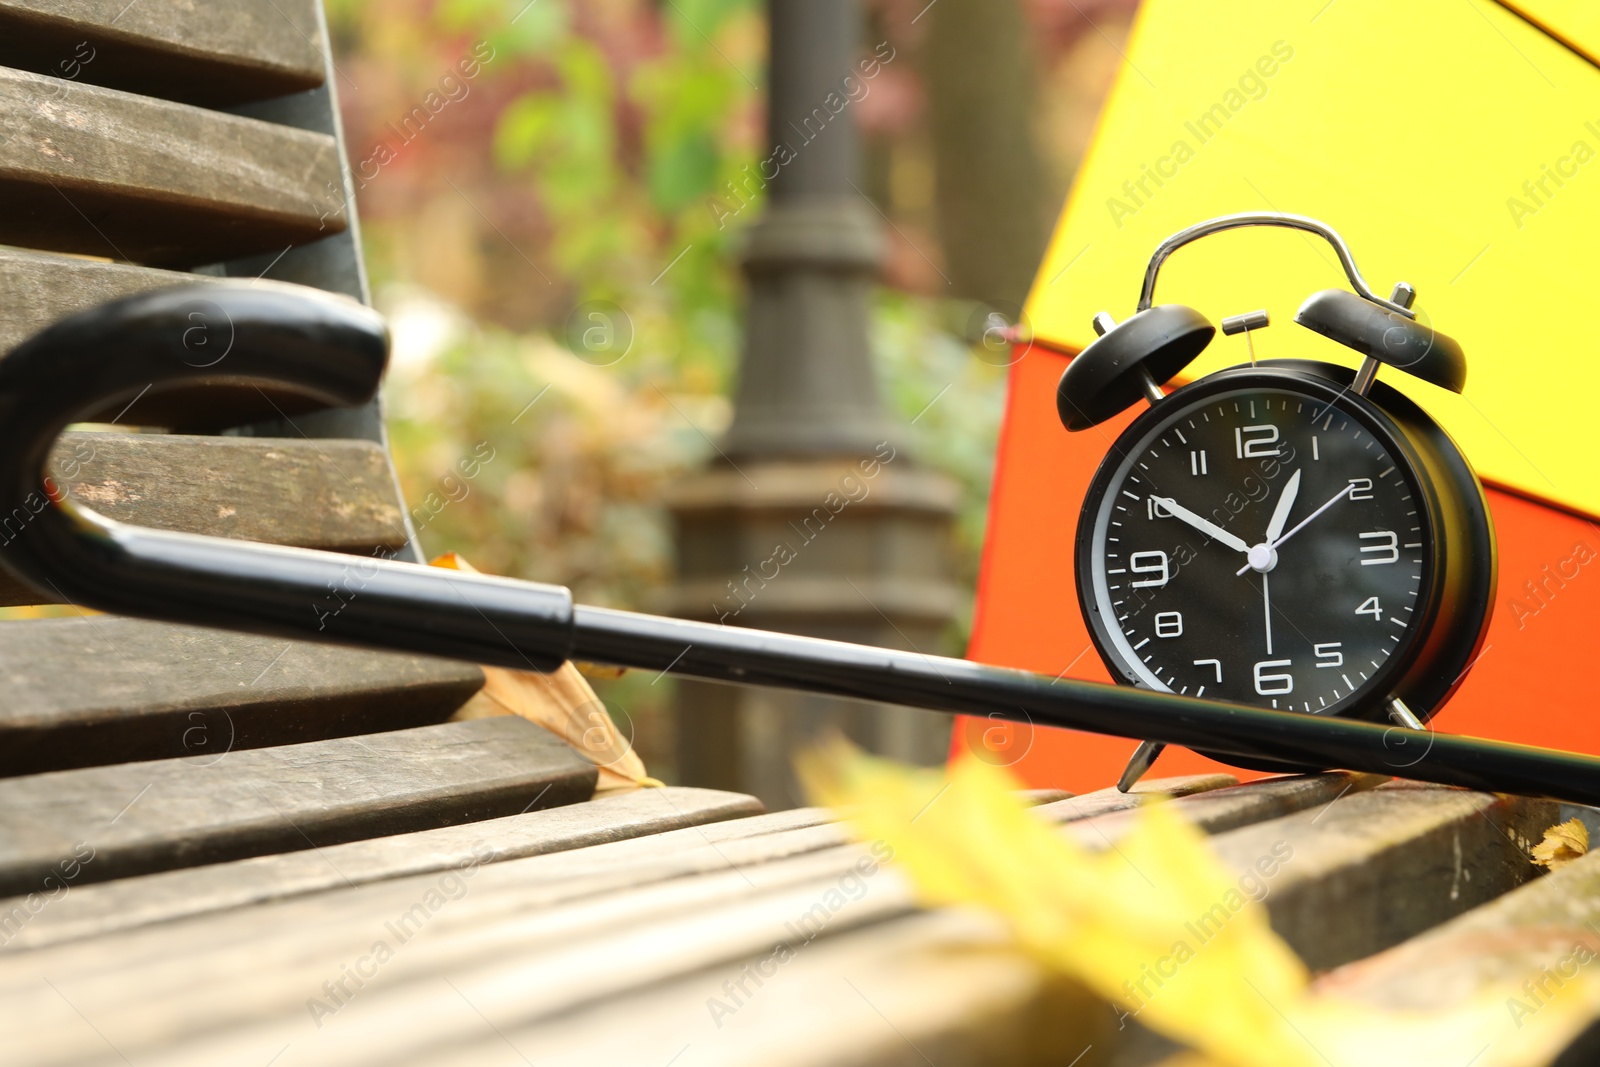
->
xmin=1056 ymin=213 xmax=1495 ymax=789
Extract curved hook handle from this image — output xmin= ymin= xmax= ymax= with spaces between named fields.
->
xmin=0 ymin=282 xmax=578 ymax=671
xmin=1136 ymin=212 xmax=1415 ymax=317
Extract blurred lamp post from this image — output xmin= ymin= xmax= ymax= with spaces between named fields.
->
xmin=665 ymin=0 xmax=961 ymax=809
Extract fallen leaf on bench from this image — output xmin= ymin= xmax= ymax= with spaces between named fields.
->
xmin=432 ymin=553 xmax=661 ymax=795
xmin=799 ymin=739 xmax=1600 ymax=1067
xmin=1531 ymin=817 xmax=1589 ymax=870
xmin=575 ymin=662 xmax=628 ymax=680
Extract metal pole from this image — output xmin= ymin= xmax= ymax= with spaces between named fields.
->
xmin=667 ymin=0 xmax=959 ymax=805
xmin=722 ymin=0 xmax=895 ymax=458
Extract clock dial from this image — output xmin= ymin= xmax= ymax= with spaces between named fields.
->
xmin=1080 ymin=382 xmax=1432 ymax=714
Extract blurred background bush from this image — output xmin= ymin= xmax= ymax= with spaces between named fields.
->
xmin=323 ymin=0 xmax=1136 ymax=780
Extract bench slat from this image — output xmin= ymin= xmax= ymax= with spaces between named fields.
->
xmin=0 ymin=771 xmax=1247 ymax=1065
xmin=0 ymin=616 xmax=483 ymax=776
xmin=0 ymin=843 xmax=915 ymax=1066
xmin=1321 ymin=849 xmax=1600 ymax=1006
xmin=0 ymin=787 xmax=763 ymax=952
xmin=1102 ymin=785 xmax=1567 ymax=1065
xmin=1209 ymin=781 xmax=1557 ymax=972
xmin=0 ymin=253 xmax=383 ymax=431
xmin=0 ymin=66 xmax=344 ymax=267
xmin=53 ymin=433 xmax=406 ymax=549
xmin=1061 ymin=770 xmax=1386 ymax=847
xmin=0 ymin=775 xmax=1247 ymax=984
xmin=0 ymin=0 xmax=324 ymax=107
xmin=0 ymin=716 xmax=594 ymax=898
xmin=1309 ymin=851 xmax=1600 ymax=1062
xmin=0 ymin=249 xmax=195 ymax=357
xmin=1031 ymin=772 xmax=1237 ymax=822
xmin=0 ymin=433 xmax=410 ymax=605
xmin=0 ymin=779 xmax=1561 ymax=1064
xmin=432 ymin=909 xmax=1073 ymax=1067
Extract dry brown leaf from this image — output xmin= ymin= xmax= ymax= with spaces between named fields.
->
xmin=1531 ymin=817 xmax=1590 ymax=871
xmin=431 ymin=553 xmax=660 ymax=795
xmin=575 ymin=662 xmax=628 ymax=681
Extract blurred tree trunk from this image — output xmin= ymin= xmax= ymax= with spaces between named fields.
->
xmin=925 ymin=0 xmax=1053 ymax=308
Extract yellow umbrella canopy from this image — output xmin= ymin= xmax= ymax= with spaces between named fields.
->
xmin=1029 ymin=0 xmax=1600 ymax=513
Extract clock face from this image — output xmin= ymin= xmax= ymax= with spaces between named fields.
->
xmin=1079 ymin=378 xmax=1435 ymax=715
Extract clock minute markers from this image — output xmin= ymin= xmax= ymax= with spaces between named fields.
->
xmin=1105 ymin=391 xmax=1425 ymax=780
xmin=1108 ymin=392 xmax=1425 ymax=797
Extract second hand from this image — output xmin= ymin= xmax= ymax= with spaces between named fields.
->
xmin=1262 ymin=570 xmax=1273 ymax=655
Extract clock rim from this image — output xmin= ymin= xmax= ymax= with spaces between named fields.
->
xmin=1073 ymin=363 xmax=1446 ymax=727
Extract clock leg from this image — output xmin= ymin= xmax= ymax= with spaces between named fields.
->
xmin=1116 ymin=740 xmax=1166 ymax=792
xmin=1387 ymin=697 xmax=1425 ymax=730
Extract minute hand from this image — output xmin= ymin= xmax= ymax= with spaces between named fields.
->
xmin=1235 ymin=482 xmax=1355 ymax=576
xmin=1151 ymin=497 xmax=1250 ymax=554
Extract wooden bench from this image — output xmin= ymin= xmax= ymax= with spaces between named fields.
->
xmin=1 ymin=4 xmax=1597 ymax=1065
xmin=0 ymin=0 xmax=765 ymax=969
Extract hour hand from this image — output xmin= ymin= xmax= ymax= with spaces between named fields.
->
xmin=1149 ymin=496 xmax=1250 ymax=554
xmin=1264 ymin=468 xmax=1301 ymax=544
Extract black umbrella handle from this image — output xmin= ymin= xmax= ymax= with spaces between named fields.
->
xmin=0 ymin=282 xmax=577 ymax=671
xmin=3 ymin=282 xmax=1599 ymax=805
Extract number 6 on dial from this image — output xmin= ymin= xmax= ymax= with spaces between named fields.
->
xmin=1254 ymin=659 xmax=1294 ymax=695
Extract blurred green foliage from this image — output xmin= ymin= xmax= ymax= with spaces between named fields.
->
xmin=330 ymin=0 xmax=1009 ymax=594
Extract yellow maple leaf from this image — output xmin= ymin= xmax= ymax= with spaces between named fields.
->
xmin=1531 ymin=818 xmax=1589 ymax=871
xmin=797 ymin=739 xmax=1600 ymax=1067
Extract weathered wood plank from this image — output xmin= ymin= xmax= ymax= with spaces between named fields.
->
xmin=0 ymin=716 xmax=594 ymax=897
xmin=0 ymin=787 xmax=762 ymax=951
xmin=1034 ymin=773 xmax=1239 ymax=822
xmin=0 ymin=767 xmax=1246 ymax=1065
xmin=0 ymin=773 xmax=1243 ymax=976
xmin=0 ymin=842 xmax=917 ymax=1066
xmin=1307 ymin=850 xmax=1600 ymax=1063
xmin=1014 ymin=787 xmax=1072 ymax=806
xmin=0 ymin=795 xmax=1134 ymax=1067
xmin=0 ymin=0 xmax=324 ymax=107
xmin=50 ymin=433 xmax=406 ymax=548
xmin=1063 ymin=771 xmax=1387 ymax=849
xmin=1091 ymin=780 xmax=1553 ymax=1067
xmin=0 ymin=616 xmax=482 ymax=776
xmin=1321 ymin=849 xmax=1600 ymax=1006
xmin=0 ymin=772 xmax=1555 ymax=1067
xmin=0 ymin=433 xmax=409 ymax=605
xmin=1208 ymin=781 xmax=1557 ymax=972
xmin=0 ymin=253 xmax=375 ymax=431
xmin=0 ymin=249 xmax=196 ymax=356
xmin=0 ymin=66 xmax=344 ymax=266
xmin=429 ymin=909 xmax=1084 ymax=1067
